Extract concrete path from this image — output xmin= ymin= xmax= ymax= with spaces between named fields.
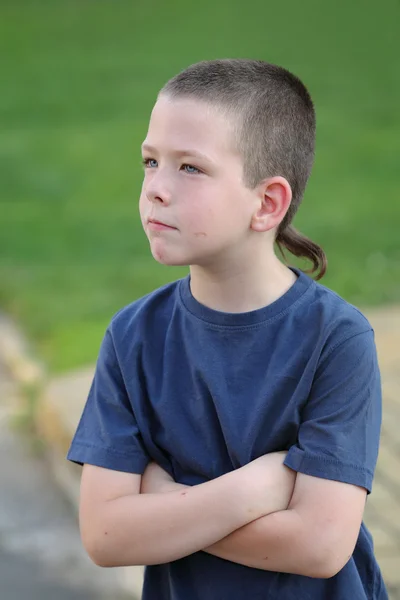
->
xmin=362 ymin=307 xmax=400 ymax=600
xmin=0 ymin=360 xmax=129 ymax=600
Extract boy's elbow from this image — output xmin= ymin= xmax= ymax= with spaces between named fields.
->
xmin=81 ymin=526 xmax=115 ymax=568
xmin=305 ymin=560 xmax=342 ymax=579
xmin=80 ymin=511 xmax=126 ymax=568
xmin=87 ymin=548 xmax=112 ymax=568
xmin=308 ymin=555 xmax=349 ymax=579
xmin=83 ymin=531 xmax=133 ymax=568
xmin=305 ymin=538 xmax=354 ymax=579
xmin=81 ymin=521 xmax=145 ymax=568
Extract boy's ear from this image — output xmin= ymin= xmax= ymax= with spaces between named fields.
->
xmin=250 ymin=176 xmax=292 ymax=233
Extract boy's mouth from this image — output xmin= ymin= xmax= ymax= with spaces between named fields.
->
xmin=147 ymin=218 xmax=177 ymax=231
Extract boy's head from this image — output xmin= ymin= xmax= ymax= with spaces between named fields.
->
xmin=140 ymin=59 xmax=326 ymax=277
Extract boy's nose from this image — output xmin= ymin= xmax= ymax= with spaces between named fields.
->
xmin=145 ymin=176 xmax=172 ymax=205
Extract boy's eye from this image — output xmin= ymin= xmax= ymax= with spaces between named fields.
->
xmin=142 ymin=158 xmax=201 ymax=174
xmin=142 ymin=158 xmax=158 ymax=168
xmin=181 ymin=164 xmax=201 ymax=174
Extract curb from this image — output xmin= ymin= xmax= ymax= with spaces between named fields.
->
xmin=0 ymin=314 xmax=144 ymax=599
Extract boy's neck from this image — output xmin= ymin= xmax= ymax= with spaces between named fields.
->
xmin=189 ymin=256 xmax=297 ymax=314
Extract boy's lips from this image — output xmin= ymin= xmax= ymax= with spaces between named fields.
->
xmin=147 ymin=218 xmax=177 ymax=231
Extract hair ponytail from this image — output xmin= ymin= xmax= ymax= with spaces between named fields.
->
xmin=276 ymin=225 xmax=327 ymax=280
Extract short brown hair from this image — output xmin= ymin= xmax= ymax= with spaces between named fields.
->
xmin=161 ymin=59 xmax=327 ymax=279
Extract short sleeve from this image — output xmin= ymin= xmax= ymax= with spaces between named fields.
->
xmin=67 ymin=327 xmax=150 ymax=474
xmin=284 ymin=330 xmax=382 ymax=493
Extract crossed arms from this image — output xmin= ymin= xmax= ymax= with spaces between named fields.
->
xmin=79 ymin=452 xmax=366 ymax=579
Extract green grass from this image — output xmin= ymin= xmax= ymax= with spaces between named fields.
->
xmin=1 ymin=0 xmax=399 ymax=373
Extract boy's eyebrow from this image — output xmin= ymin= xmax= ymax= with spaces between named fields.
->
xmin=141 ymin=143 xmax=214 ymax=163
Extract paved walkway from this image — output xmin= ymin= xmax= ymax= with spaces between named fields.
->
xmin=0 ymin=360 xmax=129 ymax=600
xmin=362 ymin=308 xmax=400 ymax=599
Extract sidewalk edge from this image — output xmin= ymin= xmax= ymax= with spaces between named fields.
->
xmin=0 ymin=314 xmax=143 ymax=599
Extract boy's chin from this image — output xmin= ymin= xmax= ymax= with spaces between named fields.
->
xmin=151 ymin=248 xmax=190 ymax=267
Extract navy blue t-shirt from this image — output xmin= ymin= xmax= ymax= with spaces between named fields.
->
xmin=67 ymin=269 xmax=388 ymax=599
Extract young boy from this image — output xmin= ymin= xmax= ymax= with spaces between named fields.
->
xmin=67 ymin=59 xmax=388 ymax=599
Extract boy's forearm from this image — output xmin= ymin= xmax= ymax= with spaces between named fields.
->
xmin=204 ymin=509 xmax=325 ymax=578
xmin=87 ymin=469 xmax=265 ymax=568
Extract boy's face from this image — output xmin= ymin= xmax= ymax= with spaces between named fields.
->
xmin=139 ymin=95 xmax=259 ymax=267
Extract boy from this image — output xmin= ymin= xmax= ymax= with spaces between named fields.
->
xmin=68 ymin=59 xmax=388 ymax=599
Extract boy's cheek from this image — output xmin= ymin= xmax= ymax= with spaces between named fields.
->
xmin=138 ymin=196 xmax=149 ymax=225
xmin=184 ymin=207 xmax=213 ymax=234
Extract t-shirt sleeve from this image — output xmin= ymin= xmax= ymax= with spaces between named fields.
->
xmin=284 ymin=329 xmax=382 ymax=493
xmin=66 ymin=326 xmax=151 ymax=474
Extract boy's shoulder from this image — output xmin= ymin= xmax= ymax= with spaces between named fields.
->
xmin=103 ymin=269 xmax=374 ymax=351
xmin=107 ymin=277 xmax=183 ymax=338
xmin=308 ymin=277 xmax=374 ymax=348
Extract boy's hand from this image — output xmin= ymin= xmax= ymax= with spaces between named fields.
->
xmin=141 ymin=453 xmax=295 ymax=517
xmin=240 ymin=452 xmax=296 ymax=516
xmin=141 ymin=462 xmax=189 ymax=494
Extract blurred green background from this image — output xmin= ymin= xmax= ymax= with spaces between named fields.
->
xmin=1 ymin=0 xmax=399 ymax=373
